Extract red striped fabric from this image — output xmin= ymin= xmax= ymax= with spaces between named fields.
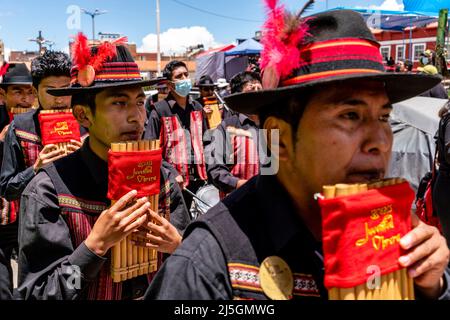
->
xmin=161 ymin=116 xmax=190 ymax=187
xmin=190 ymin=111 xmax=207 ymax=181
xmin=160 ymin=113 xmax=207 ymax=187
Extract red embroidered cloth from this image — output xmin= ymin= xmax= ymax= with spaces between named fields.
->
xmin=38 ymin=112 xmax=81 ymax=145
xmin=319 ymin=182 xmax=415 ymax=289
xmin=107 ymin=149 xmax=162 ymax=200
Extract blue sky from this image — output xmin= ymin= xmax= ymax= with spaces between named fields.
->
xmin=0 ymin=0 xmax=401 ymax=56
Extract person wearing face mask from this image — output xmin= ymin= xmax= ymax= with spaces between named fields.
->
xmin=205 ymin=71 xmax=262 ymax=198
xmin=145 ymin=60 xmax=208 ymax=210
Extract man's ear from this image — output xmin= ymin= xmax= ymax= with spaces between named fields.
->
xmin=263 ymin=116 xmax=294 ymax=162
xmin=73 ymin=105 xmax=93 ymax=128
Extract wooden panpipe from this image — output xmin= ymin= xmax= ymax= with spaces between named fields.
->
xmin=203 ymin=97 xmax=222 ymax=130
xmin=10 ymin=107 xmax=34 ymax=115
xmin=323 ymin=178 xmax=415 ymax=300
xmin=110 ymin=140 xmax=160 ymax=283
xmin=40 ymin=109 xmax=75 ymax=154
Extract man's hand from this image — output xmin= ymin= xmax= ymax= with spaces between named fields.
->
xmin=236 ymin=179 xmax=248 ymax=189
xmin=399 ymin=213 xmax=450 ymax=299
xmin=133 ymin=208 xmax=182 ymax=254
xmin=66 ymin=140 xmax=83 ymax=154
xmin=33 ymin=145 xmax=66 ymax=172
xmin=0 ymin=125 xmax=9 ymax=142
xmin=85 ymin=190 xmax=150 ymax=257
xmin=175 ymin=175 xmax=184 ymax=189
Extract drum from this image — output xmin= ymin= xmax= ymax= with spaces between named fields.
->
xmin=190 ymin=184 xmax=220 ymax=220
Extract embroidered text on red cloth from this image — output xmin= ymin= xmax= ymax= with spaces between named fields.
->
xmin=318 ymin=182 xmax=415 ymax=289
xmin=38 ymin=112 xmax=81 ymax=145
xmin=107 ymin=149 xmax=162 ymax=200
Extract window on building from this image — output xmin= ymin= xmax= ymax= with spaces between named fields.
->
xmin=413 ymin=44 xmax=426 ymax=62
xmin=380 ymin=46 xmax=391 ymax=62
xmin=396 ymin=45 xmax=405 ymax=61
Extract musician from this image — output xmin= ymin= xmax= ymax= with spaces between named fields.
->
xmin=195 ymin=75 xmax=216 ymax=107
xmin=0 ymin=52 xmax=84 ymax=212
xmin=146 ymin=10 xmax=450 ymax=300
xmin=0 ymin=63 xmax=35 ymax=300
xmin=145 ymin=60 xmax=208 ymax=210
xmin=16 ymin=39 xmax=190 ymax=300
xmin=0 ymin=64 xmax=35 ymax=119
xmin=205 ymin=71 xmax=262 ymax=196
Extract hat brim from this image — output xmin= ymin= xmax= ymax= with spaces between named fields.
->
xmin=47 ymin=78 xmax=166 ymax=97
xmin=224 ymin=73 xmax=441 ymax=115
xmin=198 ymin=84 xmax=216 ymax=88
xmin=0 ymin=81 xmax=33 ymax=87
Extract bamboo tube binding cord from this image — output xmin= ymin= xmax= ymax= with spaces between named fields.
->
xmin=324 ymin=178 xmax=415 ymax=300
xmin=110 ymin=140 xmax=161 ymax=283
xmin=40 ymin=109 xmax=74 ymax=155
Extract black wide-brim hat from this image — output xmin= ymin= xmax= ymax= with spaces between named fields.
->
xmin=197 ymin=75 xmax=216 ymax=87
xmin=225 ymin=10 xmax=441 ymax=114
xmin=48 ymin=44 xmax=165 ymax=96
xmin=0 ymin=63 xmax=33 ymax=87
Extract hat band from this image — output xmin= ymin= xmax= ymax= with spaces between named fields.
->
xmin=71 ymin=62 xmax=142 ymax=84
xmin=281 ymin=38 xmax=384 ymax=87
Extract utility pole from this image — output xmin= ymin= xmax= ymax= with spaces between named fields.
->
xmin=29 ymin=31 xmax=53 ymax=54
xmin=156 ymin=0 xmax=162 ymax=76
xmin=81 ymin=8 xmax=108 ymax=41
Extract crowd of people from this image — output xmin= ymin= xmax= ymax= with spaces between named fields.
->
xmin=0 ymin=7 xmax=449 ymax=301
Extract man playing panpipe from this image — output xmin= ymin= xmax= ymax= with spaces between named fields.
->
xmin=205 ymin=71 xmax=262 ymax=197
xmin=0 ymin=51 xmax=85 ymax=206
xmin=16 ymin=34 xmax=190 ymax=300
xmin=145 ymin=5 xmax=450 ymax=300
xmin=0 ymin=62 xmax=35 ymax=300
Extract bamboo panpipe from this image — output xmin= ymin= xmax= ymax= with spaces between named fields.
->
xmin=203 ymin=98 xmax=222 ymax=130
xmin=10 ymin=107 xmax=34 ymax=115
xmin=110 ymin=140 xmax=161 ymax=283
xmin=324 ymin=179 xmax=415 ymax=300
xmin=40 ymin=109 xmax=75 ymax=155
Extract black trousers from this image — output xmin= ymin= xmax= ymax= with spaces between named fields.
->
xmin=433 ymin=171 xmax=450 ymax=248
xmin=0 ymin=222 xmax=18 ymax=300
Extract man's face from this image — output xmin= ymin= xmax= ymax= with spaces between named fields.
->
xmin=282 ymin=80 xmax=393 ymax=198
xmin=5 ymin=84 xmax=35 ymax=111
xmin=200 ymin=86 xmax=214 ymax=98
xmin=397 ymin=61 xmax=406 ymax=72
xmin=242 ymin=80 xmax=262 ymax=93
xmin=168 ymin=66 xmax=189 ymax=93
xmin=38 ymin=76 xmax=72 ymax=110
xmin=86 ymin=85 xmax=147 ymax=149
xmin=0 ymin=87 xmax=5 ymax=105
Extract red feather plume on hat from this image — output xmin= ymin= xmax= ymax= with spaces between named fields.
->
xmin=0 ymin=62 xmax=9 ymax=78
xmin=70 ymin=33 xmax=129 ymax=86
xmin=260 ymin=0 xmax=313 ymax=88
xmin=71 ymin=33 xmax=128 ymax=72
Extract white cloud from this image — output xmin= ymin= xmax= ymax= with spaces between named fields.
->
xmin=368 ymin=0 xmax=404 ymax=11
xmin=139 ymin=26 xmax=221 ymax=55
